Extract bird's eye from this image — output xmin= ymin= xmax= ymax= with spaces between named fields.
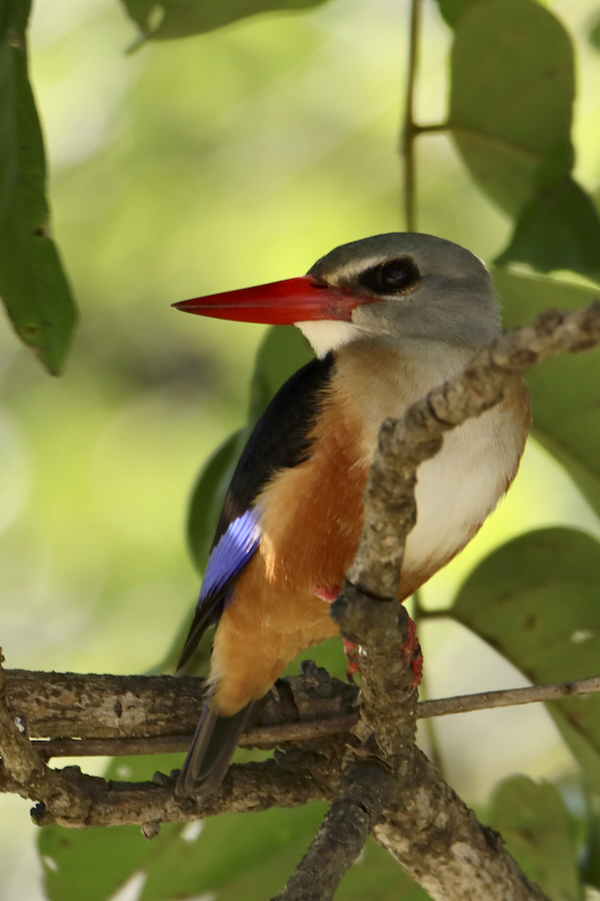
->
xmin=378 ymin=259 xmax=419 ymax=291
xmin=358 ymin=258 xmax=420 ymax=295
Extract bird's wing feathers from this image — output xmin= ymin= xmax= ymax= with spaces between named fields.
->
xmin=177 ymin=353 xmax=335 ymax=670
xmin=175 ymin=686 xmax=254 ymax=797
xmin=177 ymin=509 xmax=261 ymax=668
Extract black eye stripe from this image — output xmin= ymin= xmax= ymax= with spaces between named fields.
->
xmin=358 ymin=258 xmax=420 ymax=295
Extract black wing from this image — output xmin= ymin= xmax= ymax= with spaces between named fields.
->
xmin=177 ymin=353 xmax=334 ymax=668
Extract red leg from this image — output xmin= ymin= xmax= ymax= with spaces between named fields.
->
xmin=402 ymin=616 xmax=423 ymax=689
xmin=343 ymin=638 xmax=360 ymax=683
xmin=314 ymin=585 xmax=360 ymax=683
xmin=314 ymin=585 xmax=341 ymax=602
xmin=315 ymin=586 xmax=422 ymax=688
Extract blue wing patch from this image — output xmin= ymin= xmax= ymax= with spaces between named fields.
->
xmin=200 ymin=508 xmax=261 ymax=603
xmin=177 ymin=509 xmax=261 ymax=669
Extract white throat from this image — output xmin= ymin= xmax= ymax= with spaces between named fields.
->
xmin=295 ymin=320 xmax=363 ymax=359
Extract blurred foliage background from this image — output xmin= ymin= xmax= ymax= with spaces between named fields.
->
xmin=1 ymin=0 xmax=600 ymax=898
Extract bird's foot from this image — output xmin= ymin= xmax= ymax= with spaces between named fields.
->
xmin=342 ymin=638 xmax=360 ymax=683
xmin=343 ymin=620 xmax=422 ymax=687
xmin=403 ymin=616 xmax=423 ymax=689
xmin=313 ymin=585 xmax=360 ymax=682
xmin=315 ymin=586 xmax=422 ymax=687
xmin=314 ymin=585 xmax=341 ymax=602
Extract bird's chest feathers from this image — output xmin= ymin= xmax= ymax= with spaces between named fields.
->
xmin=335 ymin=342 xmax=528 ymax=582
xmin=256 ymin=341 xmax=527 ymax=596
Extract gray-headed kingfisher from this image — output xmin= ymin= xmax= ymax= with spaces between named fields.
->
xmin=172 ymin=233 xmax=531 ymax=798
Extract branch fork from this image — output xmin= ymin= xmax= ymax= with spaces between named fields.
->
xmin=1 ymin=302 xmax=599 ymax=898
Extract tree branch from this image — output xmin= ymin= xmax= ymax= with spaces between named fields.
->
xmin=4 ymin=667 xmax=599 ymax=764
xmin=3 ymin=663 xmax=359 ymax=756
xmin=345 ymin=301 xmax=600 ymax=600
xmin=273 ymin=800 xmax=371 ymax=901
xmin=26 ymin=748 xmax=342 ymax=829
xmin=2 ymin=667 xmax=597 ymax=765
xmin=2 ymin=302 xmax=599 ymax=898
xmin=413 ymin=590 xmax=447 ymax=775
xmin=295 ymin=302 xmax=600 ymax=901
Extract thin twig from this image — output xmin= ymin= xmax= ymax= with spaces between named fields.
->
xmin=24 ymin=674 xmax=600 ymax=760
xmin=418 ymin=675 xmax=600 ymax=719
xmin=346 ymin=302 xmax=600 ymax=599
xmin=414 ymin=122 xmax=546 ymax=161
xmin=401 ymin=0 xmax=421 ymax=231
xmin=31 ymin=715 xmax=360 ymax=760
xmin=413 ymin=122 xmax=448 ymax=134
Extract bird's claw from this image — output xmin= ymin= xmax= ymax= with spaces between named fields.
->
xmin=343 ymin=638 xmax=360 ymax=683
xmin=403 ymin=616 xmax=423 ymax=689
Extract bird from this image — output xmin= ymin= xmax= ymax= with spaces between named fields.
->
xmin=172 ymin=232 xmax=531 ymax=798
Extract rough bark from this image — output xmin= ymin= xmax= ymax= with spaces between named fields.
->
xmin=1 ymin=302 xmax=599 ymax=900
xmin=3 ymin=667 xmax=598 ymax=758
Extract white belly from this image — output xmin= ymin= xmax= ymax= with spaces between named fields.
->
xmin=334 ymin=339 xmax=528 ymax=575
xmin=405 ymin=404 xmax=519 ymax=571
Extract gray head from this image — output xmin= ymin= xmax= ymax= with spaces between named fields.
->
xmin=300 ymin=233 xmax=501 ymax=356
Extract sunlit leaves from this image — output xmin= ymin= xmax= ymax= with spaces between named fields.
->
xmin=248 ymin=323 xmax=313 ymax=421
xmin=434 ymin=0 xmax=481 ymax=29
xmin=452 ymin=528 xmax=600 ymax=792
xmin=496 ymin=178 xmax=600 ymax=285
xmin=186 ymin=427 xmax=248 ymax=576
xmin=448 ymin=0 xmax=600 ymax=284
xmin=588 ymin=12 xmax=600 ymax=51
xmin=0 ymin=0 xmax=77 ymax=373
xmin=488 ymin=776 xmax=584 ymax=901
xmin=41 ymin=754 xmax=429 ymax=901
xmin=493 ymin=270 xmax=600 ymax=517
xmin=121 ymin=0 xmax=333 ymax=41
xmin=449 ymin=0 xmax=574 ymax=217
xmin=19 ymin=0 xmax=600 ymax=897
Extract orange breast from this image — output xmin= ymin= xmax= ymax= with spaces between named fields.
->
xmin=209 ymin=343 xmax=530 ymax=716
xmin=211 ymin=386 xmax=371 ymax=715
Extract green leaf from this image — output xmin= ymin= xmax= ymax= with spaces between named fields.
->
xmin=186 ymin=325 xmax=313 ymax=576
xmin=337 ymin=838 xmax=430 ymax=900
xmin=493 ymin=270 xmax=600 ymax=517
xmin=186 ymin=427 xmax=249 ymax=575
xmin=496 ymin=177 xmax=600 ymax=285
xmin=0 ymin=0 xmax=77 ymax=374
xmin=40 ymin=802 xmax=327 ymax=901
xmin=144 ymin=805 xmax=322 ymax=901
xmin=488 ymin=776 xmax=583 ymax=901
xmin=41 ymin=793 xmax=428 ymax=901
xmin=588 ymin=11 xmax=600 ymax=51
xmin=492 ymin=266 xmax=600 ymax=331
xmin=248 ymin=324 xmax=313 ymax=420
xmin=451 ymin=528 xmax=600 ymax=792
xmin=40 ymin=822 xmax=161 ymax=901
xmin=582 ymin=792 xmax=600 ymax=889
xmin=449 ymin=0 xmax=574 ymax=217
xmin=434 ymin=0 xmax=483 ymax=29
xmin=121 ymin=0 xmax=333 ymax=41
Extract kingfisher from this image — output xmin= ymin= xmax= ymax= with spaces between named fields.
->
xmin=173 ymin=233 xmax=531 ymax=798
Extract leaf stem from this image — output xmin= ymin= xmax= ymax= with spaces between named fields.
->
xmin=402 ymin=0 xmax=422 ymax=231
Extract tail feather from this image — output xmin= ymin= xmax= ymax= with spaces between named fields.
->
xmin=176 ymin=691 xmax=254 ymax=798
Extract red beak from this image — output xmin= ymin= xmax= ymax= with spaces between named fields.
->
xmin=173 ymin=276 xmax=371 ymax=325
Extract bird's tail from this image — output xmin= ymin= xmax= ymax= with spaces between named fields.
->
xmin=176 ymin=687 xmax=253 ymax=798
